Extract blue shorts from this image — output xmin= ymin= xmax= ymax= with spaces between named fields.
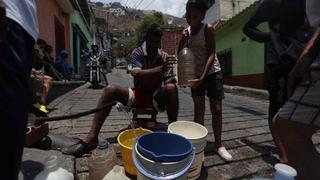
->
xmin=191 ymin=72 xmax=224 ymax=100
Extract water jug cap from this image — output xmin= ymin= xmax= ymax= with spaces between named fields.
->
xmin=112 ymin=165 xmax=121 ymax=173
xmin=274 ymin=163 xmax=297 ymax=177
xmin=97 ymin=140 xmax=109 ymax=149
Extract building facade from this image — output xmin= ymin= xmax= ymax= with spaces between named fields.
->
xmin=214 ymin=2 xmax=268 ymax=89
xmin=36 ymin=0 xmax=93 ymax=79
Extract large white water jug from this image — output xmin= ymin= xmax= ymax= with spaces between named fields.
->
xmin=89 ymin=140 xmax=118 ymax=180
xmin=103 ymin=165 xmax=130 ymax=180
xmin=34 ymin=155 xmax=73 ymax=180
xmin=178 ymin=47 xmax=196 ymax=86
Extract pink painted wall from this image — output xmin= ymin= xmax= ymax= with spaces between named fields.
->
xmin=36 ymin=0 xmax=69 ymax=59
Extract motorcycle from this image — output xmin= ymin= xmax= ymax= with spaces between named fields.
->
xmin=86 ymin=52 xmax=108 ymax=89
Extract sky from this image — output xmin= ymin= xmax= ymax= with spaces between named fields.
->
xmin=89 ymin=0 xmax=187 ymax=17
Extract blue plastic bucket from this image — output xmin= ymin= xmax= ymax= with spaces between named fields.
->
xmin=136 ymin=132 xmax=193 ymax=162
xmin=132 ymin=142 xmax=195 ymax=180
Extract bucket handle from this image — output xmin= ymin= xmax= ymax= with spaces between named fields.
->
xmin=132 ymin=142 xmax=195 ymax=180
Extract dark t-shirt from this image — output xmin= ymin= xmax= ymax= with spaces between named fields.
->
xmin=243 ymin=0 xmax=308 ymax=64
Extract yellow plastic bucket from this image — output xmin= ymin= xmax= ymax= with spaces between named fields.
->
xmin=117 ymin=128 xmax=152 ymax=175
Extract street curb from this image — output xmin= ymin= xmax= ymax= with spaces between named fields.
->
xmin=224 ymin=85 xmax=269 ymax=100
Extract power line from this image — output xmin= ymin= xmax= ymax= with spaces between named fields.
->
xmin=126 ymin=0 xmax=134 ymax=7
xmin=124 ymin=0 xmax=129 ymax=6
xmin=142 ymin=0 xmax=155 ymax=10
xmin=134 ymin=0 xmax=145 ymax=9
xmin=132 ymin=0 xmax=143 ymax=9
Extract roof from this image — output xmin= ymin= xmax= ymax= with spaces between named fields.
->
xmin=215 ymin=0 xmax=260 ymax=30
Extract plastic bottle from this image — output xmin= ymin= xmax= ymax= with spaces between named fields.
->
xmin=27 ymin=113 xmax=37 ymax=126
xmin=88 ymin=140 xmax=118 ymax=180
xmin=102 ymin=165 xmax=130 ymax=180
xmin=274 ymin=163 xmax=297 ymax=180
xmin=34 ymin=155 xmax=74 ymax=180
xmin=177 ymin=47 xmax=196 ymax=86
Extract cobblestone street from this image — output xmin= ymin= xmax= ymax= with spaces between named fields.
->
xmin=21 ymin=69 xmax=320 ymax=180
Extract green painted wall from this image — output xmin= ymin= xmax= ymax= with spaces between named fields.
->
xmin=215 ymin=7 xmax=268 ymax=76
xmin=69 ymin=11 xmax=93 ymax=72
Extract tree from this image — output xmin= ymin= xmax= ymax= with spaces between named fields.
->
xmin=117 ymin=12 xmax=167 ymax=57
xmin=135 ymin=12 xmax=166 ymax=45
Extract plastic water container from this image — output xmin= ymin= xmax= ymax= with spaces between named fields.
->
xmin=168 ymin=121 xmax=208 ymax=180
xmin=132 ymin=142 xmax=195 ymax=180
xmin=34 ymin=155 xmax=73 ymax=180
xmin=137 ymin=132 xmax=193 ymax=162
xmin=102 ymin=165 xmax=130 ymax=180
xmin=89 ymin=140 xmax=118 ymax=180
xmin=274 ymin=163 xmax=297 ymax=180
xmin=117 ymin=128 xmax=152 ymax=175
xmin=178 ymin=47 xmax=196 ymax=86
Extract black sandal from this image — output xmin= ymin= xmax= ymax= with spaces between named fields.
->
xmin=61 ymin=139 xmax=97 ymax=157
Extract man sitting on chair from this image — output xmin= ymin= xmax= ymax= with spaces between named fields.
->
xmin=62 ymin=23 xmax=178 ymax=157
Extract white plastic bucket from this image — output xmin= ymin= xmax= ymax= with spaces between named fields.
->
xmin=168 ymin=121 xmax=208 ymax=180
xmin=132 ymin=143 xmax=195 ymax=180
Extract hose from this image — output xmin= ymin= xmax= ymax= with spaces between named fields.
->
xmin=34 ymin=101 xmax=116 ymax=123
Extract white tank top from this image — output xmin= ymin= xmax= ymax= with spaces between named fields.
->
xmin=187 ymin=24 xmax=221 ymax=76
xmin=4 ymin=0 xmax=39 ymax=40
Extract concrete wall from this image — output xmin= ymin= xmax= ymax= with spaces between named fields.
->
xmin=204 ymin=1 xmax=220 ymax=24
xmin=204 ymin=0 xmax=258 ymax=23
xmin=220 ymin=0 xmax=256 ymax=20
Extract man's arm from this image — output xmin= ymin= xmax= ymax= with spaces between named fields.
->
xmin=243 ymin=0 xmax=276 ymax=42
xmin=178 ymin=29 xmax=189 ymax=53
xmin=287 ymin=26 xmax=320 ymax=97
xmin=129 ymin=49 xmax=164 ymax=79
xmin=0 ymin=0 xmax=7 ymax=42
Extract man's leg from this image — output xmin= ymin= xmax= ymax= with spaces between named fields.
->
xmin=85 ymin=85 xmax=130 ymax=144
xmin=162 ymin=83 xmax=178 ymax=124
xmin=41 ymin=75 xmax=53 ymax=105
xmin=267 ymin=64 xmax=288 ymax=163
xmin=273 ymin=116 xmax=320 ymax=180
xmin=269 ymin=89 xmax=288 ymax=163
xmin=62 ymin=85 xmax=131 ymax=156
xmin=0 ymin=19 xmax=35 ymax=179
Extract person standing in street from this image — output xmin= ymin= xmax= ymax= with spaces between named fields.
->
xmin=0 ymin=0 xmax=39 ymax=179
xmin=243 ymin=0 xmax=308 ymax=163
xmin=178 ymin=0 xmax=233 ymax=161
xmin=272 ymin=0 xmax=320 ymax=179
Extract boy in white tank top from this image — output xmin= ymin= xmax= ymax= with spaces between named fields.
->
xmin=178 ymin=0 xmax=233 ymax=162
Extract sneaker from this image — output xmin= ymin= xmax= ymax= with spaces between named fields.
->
xmin=217 ymin=147 xmax=233 ymax=162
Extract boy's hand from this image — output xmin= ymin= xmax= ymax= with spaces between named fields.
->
xmin=0 ymin=2 xmax=7 ymax=43
xmin=180 ymin=29 xmax=189 ymax=46
xmin=188 ymin=78 xmax=204 ymax=88
xmin=182 ymin=29 xmax=189 ymax=38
